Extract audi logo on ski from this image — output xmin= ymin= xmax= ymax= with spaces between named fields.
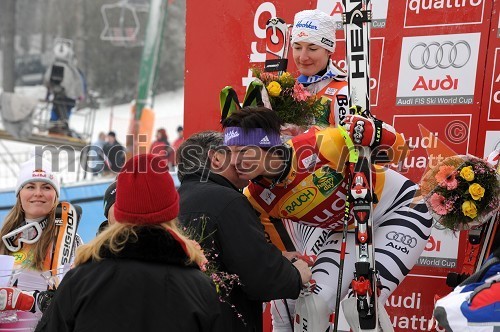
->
xmin=385 ymin=231 xmax=417 ymax=248
xmin=280 ymin=187 xmax=318 ymax=216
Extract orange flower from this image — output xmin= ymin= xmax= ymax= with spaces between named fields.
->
xmin=435 ymin=165 xmax=458 ymax=190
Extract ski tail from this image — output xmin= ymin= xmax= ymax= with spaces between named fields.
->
xmin=242 ymin=80 xmax=264 ymax=107
xmin=220 ymin=86 xmax=241 ymax=123
xmin=264 ymin=17 xmax=290 ymax=73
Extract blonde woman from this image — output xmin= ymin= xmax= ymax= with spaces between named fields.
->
xmin=35 ymin=153 xmax=221 ymax=332
xmin=0 ymin=155 xmax=81 ymax=331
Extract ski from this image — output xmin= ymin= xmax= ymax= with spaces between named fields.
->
xmin=220 ymin=17 xmax=289 ymax=121
xmin=264 ymin=17 xmax=290 ymax=73
xmin=219 ymin=86 xmax=241 ymax=122
xmin=49 ymin=201 xmax=82 ymax=285
xmin=342 ymin=0 xmax=378 ymax=331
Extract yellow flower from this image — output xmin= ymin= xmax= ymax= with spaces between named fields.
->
xmin=462 ymin=200 xmax=478 ymax=219
xmin=459 ymin=166 xmax=475 ymax=181
xmin=469 ymin=183 xmax=485 ymax=201
xmin=266 ymin=81 xmax=282 ymax=97
xmin=280 ymin=72 xmax=292 ymax=80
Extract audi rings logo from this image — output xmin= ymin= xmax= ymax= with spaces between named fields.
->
xmin=408 ymin=41 xmax=471 ymax=70
xmin=386 ymin=231 xmax=417 ymax=248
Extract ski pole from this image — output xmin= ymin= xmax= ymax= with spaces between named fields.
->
xmin=334 ymin=127 xmax=359 ymax=332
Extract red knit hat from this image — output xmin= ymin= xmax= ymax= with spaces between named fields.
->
xmin=114 ymin=153 xmax=179 ymax=224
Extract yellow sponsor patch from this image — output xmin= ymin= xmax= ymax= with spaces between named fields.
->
xmin=12 ymin=252 xmax=27 ymax=263
xmin=280 ymin=187 xmax=318 ymax=217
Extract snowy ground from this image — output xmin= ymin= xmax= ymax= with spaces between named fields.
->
xmin=0 ymin=87 xmax=184 ymax=190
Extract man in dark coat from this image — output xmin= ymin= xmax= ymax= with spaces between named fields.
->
xmin=177 ymin=131 xmax=311 ymax=332
xmin=103 ymin=131 xmax=126 ymax=173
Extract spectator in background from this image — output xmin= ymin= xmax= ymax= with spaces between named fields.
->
xmin=94 ymin=132 xmax=107 ymax=150
xmin=150 ymin=128 xmax=174 ymax=170
xmin=103 ymin=131 xmax=126 ymax=174
xmin=35 ymin=153 xmax=222 ymax=332
xmin=96 ymin=181 xmax=117 ymax=235
xmin=173 ymin=126 xmax=184 ymax=151
xmin=87 ymin=132 xmax=107 ymax=175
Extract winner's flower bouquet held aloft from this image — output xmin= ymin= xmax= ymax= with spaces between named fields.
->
xmin=420 ymin=154 xmax=500 ymax=231
xmin=251 ymin=67 xmax=324 ymax=126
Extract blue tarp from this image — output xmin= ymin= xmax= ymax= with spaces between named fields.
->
xmin=0 ymin=180 xmax=113 ymax=243
xmin=0 ymin=173 xmax=180 ymax=243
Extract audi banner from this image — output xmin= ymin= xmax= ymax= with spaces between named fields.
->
xmin=185 ymin=0 xmax=499 ymax=331
xmin=396 ymin=34 xmax=480 ymax=106
xmin=479 ymin=7 xmax=500 ymax=158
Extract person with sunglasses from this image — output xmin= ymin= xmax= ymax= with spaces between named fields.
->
xmin=0 ymin=154 xmax=82 ymax=331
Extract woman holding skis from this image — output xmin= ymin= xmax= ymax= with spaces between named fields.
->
xmin=221 ymin=106 xmax=432 ymax=331
xmin=0 ymin=154 xmax=82 ymax=331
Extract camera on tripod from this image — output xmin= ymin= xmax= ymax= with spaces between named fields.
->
xmin=49 ymin=64 xmax=65 ymax=95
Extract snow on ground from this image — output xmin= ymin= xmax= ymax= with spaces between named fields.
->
xmin=0 ymin=87 xmax=184 ymax=190
xmin=72 ymin=88 xmax=184 ymax=146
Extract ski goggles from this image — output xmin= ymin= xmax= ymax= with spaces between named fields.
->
xmin=2 ymin=221 xmax=44 ymax=252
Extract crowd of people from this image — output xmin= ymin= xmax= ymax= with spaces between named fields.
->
xmin=0 ymin=8 xmax=498 ymax=332
xmin=88 ymin=125 xmax=183 ymax=176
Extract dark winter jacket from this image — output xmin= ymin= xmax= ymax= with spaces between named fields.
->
xmin=35 ymin=227 xmax=222 ymax=332
xmin=178 ymin=172 xmax=302 ymax=332
xmin=103 ymin=140 xmax=126 ymax=173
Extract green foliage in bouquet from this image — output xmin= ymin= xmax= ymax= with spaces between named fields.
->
xmin=420 ymin=155 xmax=500 ymax=231
xmin=251 ymin=67 xmax=324 ymax=126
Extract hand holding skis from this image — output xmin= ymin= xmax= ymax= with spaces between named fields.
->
xmin=343 ymin=114 xmax=397 ymax=149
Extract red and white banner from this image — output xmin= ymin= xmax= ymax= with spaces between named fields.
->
xmin=185 ymin=1 xmax=500 ymax=331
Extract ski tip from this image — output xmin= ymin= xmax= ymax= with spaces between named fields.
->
xmin=220 ymin=86 xmax=241 ymax=123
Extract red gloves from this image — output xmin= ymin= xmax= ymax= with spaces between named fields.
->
xmin=0 ymin=287 xmax=36 ymax=312
xmin=343 ymin=114 xmax=397 ymax=149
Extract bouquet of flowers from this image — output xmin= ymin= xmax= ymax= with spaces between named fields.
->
xmin=251 ymin=67 xmax=324 ymax=126
xmin=183 ymin=216 xmax=244 ymax=322
xmin=420 ymin=155 xmax=500 ymax=231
